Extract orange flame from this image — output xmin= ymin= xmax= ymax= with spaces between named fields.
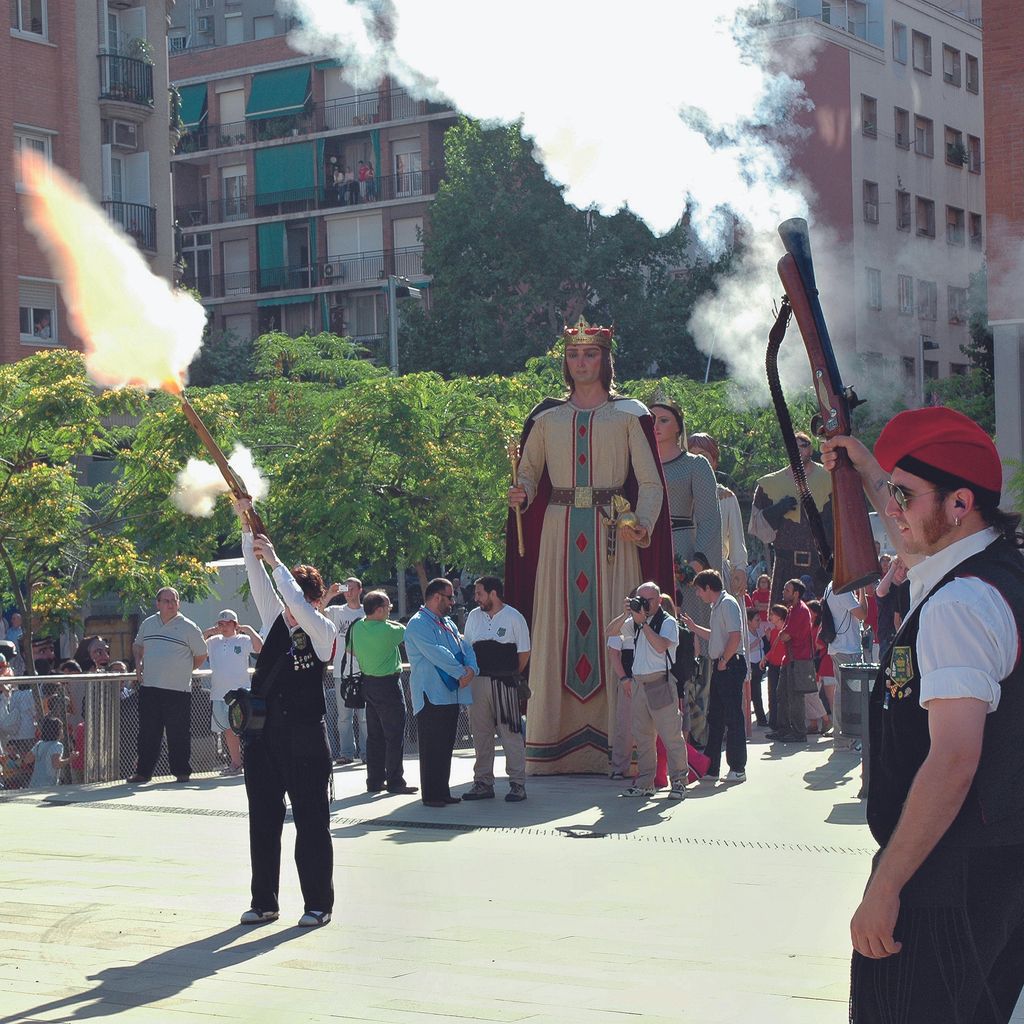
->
xmin=20 ymin=152 xmax=206 ymax=393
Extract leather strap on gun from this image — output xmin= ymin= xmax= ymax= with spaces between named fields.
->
xmin=770 ymin=218 xmax=880 ymax=595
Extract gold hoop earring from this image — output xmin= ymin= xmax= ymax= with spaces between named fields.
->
xmin=954 ymin=516 xmax=961 ymax=528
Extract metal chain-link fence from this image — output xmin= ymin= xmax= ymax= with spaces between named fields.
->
xmin=2 ymin=669 xmax=474 ymax=788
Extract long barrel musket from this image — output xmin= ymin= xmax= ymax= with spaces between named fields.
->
xmin=178 ymin=393 xmax=267 ymax=537
xmin=772 ymin=217 xmax=880 ymax=594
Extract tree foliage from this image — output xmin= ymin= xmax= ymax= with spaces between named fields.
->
xmin=2 ymin=333 xmax=844 ymax=644
xmin=400 ymin=118 xmax=728 ymax=380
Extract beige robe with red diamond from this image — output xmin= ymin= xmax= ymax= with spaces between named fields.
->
xmin=517 ymin=399 xmax=664 ymax=775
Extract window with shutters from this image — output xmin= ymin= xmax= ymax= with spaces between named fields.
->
xmin=18 ymin=279 xmax=57 ymax=344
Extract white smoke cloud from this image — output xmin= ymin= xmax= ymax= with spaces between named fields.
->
xmin=171 ymin=445 xmax=270 ymax=518
xmin=285 ymin=0 xmax=810 ymax=243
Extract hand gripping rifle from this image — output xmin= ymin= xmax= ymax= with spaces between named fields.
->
xmin=179 ymin=393 xmax=267 ymax=537
xmin=767 ymin=218 xmax=879 ymax=595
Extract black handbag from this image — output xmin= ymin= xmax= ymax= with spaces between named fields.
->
xmin=340 ymin=627 xmax=365 ymax=709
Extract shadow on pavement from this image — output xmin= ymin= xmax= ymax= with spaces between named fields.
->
xmin=0 ymin=925 xmax=306 ymax=1024
xmin=329 ymin=773 xmax=688 ymax=843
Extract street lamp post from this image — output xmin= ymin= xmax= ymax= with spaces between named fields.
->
xmin=386 ymin=274 xmax=422 ymax=374
xmin=918 ymin=334 xmax=940 ymax=406
xmin=385 ymin=273 xmax=423 ymax=617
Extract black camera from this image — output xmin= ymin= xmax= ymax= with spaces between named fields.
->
xmin=628 ymin=595 xmax=650 ymax=614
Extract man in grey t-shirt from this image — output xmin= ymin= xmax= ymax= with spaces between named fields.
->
xmin=685 ymin=569 xmax=747 ymax=783
xmin=129 ymin=587 xmax=207 ymax=783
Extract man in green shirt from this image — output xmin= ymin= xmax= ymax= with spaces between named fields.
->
xmin=349 ymin=591 xmax=415 ymax=795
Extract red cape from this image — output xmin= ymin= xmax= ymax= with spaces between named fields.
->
xmin=504 ymin=397 xmax=675 ymax=631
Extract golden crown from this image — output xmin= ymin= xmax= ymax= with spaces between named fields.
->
xmin=562 ymin=315 xmax=613 ymax=349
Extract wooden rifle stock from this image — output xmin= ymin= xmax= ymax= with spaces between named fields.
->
xmin=776 ymin=226 xmax=879 ymax=595
xmin=178 ymin=394 xmax=267 ymax=536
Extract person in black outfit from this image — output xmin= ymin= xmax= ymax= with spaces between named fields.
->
xmin=825 ymin=408 xmax=1024 ymax=1023
xmin=233 ymin=499 xmax=338 ymax=929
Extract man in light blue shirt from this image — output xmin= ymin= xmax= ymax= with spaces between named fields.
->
xmin=404 ymin=577 xmax=477 ymax=807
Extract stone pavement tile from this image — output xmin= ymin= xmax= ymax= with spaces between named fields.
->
xmin=5 ymin=740 xmax=1022 ymax=1023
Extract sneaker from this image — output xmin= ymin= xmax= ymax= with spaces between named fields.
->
xmin=609 ymin=772 xmax=626 ymax=780
xmin=620 ymin=785 xmax=656 ymax=798
xmin=699 ymin=774 xmax=718 ymax=784
xmin=725 ymin=770 xmax=747 ymax=783
xmin=667 ymin=783 xmax=687 ymax=800
xmin=220 ymin=764 xmax=243 ymax=776
xmin=505 ymin=783 xmax=527 ymax=802
xmin=461 ymin=782 xmax=495 ymax=801
xmin=334 ymin=756 xmax=355 ymax=766
xmin=126 ymin=773 xmax=150 ymax=784
xmin=297 ymin=910 xmax=332 ymax=928
xmin=240 ymin=908 xmax=279 ymax=925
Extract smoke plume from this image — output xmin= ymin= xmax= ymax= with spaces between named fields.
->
xmin=171 ymin=445 xmax=270 ymax=518
xmin=285 ymin=1 xmax=809 ymax=243
xmin=21 ymin=155 xmax=207 ymax=392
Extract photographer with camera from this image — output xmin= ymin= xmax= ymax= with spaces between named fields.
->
xmin=684 ymin=569 xmax=747 ymax=783
xmin=620 ymin=581 xmax=689 ymax=801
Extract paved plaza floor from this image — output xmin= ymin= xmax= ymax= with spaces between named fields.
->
xmin=2 ymin=731 xmax=1022 ymax=1023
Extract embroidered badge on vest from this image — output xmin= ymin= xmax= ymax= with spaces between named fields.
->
xmin=291 ymin=630 xmax=316 ymax=671
xmin=885 ymin=646 xmax=915 ymax=702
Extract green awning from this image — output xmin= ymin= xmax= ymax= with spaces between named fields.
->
xmin=257 ymin=222 xmax=286 ymax=290
xmin=246 ymin=65 xmax=311 ymax=120
xmin=254 ymin=142 xmax=315 ymax=197
xmin=314 ymin=58 xmax=342 ymax=70
xmin=257 ymin=295 xmax=313 ymax=308
xmin=178 ymin=83 xmax=208 ymax=128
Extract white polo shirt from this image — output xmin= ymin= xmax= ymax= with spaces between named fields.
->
xmin=324 ymin=602 xmax=366 ymax=676
xmin=135 ymin=613 xmax=207 ymax=693
xmin=206 ymin=633 xmax=254 ymax=701
xmin=463 ymin=604 xmax=531 ymax=653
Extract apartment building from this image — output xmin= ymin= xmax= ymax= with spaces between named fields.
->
xmin=766 ymin=0 xmax=984 ymax=404
xmin=168 ymin=4 xmax=457 ymax=361
xmin=1 ymin=1 xmax=176 ymax=365
xmin=983 ymin=0 xmax=1024 ymax=473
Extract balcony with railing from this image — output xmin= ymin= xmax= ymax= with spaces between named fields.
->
xmin=99 ymin=54 xmax=155 ymax=107
xmin=175 ymin=86 xmax=449 ymax=154
xmin=103 ymin=201 xmax=157 ymax=252
xmin=183 ymin=245 xmax=425 ymax=300
xmin=175 ymin=168 xmax=439 ymax=228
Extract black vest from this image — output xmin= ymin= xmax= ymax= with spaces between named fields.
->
xmin=251 ymin=614 xmax=328 ymax=729
xmin=867 ymin=536 xmax=1024 ymax=849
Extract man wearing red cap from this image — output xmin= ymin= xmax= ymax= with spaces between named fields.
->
xmin=823 ymin=407 xmax=1024 ymax=1022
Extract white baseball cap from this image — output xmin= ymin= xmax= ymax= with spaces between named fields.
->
xmin=216 ymin=609 xmax=239 ymax=623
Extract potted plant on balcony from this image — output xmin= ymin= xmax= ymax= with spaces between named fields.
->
xmin=126 ymin=37 xmax=154 ymax=64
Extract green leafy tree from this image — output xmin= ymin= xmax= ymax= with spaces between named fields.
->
xmin=0 ymin=352 xmax=214 ymax=670
xmin=928 ymin=266 xmax=994 ymax=433
xmin=401 ymin=119 xmax=725 ymax=380
xmin=271 ymin=373 xmax=530 ymax=597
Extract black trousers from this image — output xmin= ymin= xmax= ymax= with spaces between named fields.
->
xmin=243 ymin=720 xmax=333 ymax=914
xmin=415 ymin=697 xmax=459 ymax=802
xmin=705 ymin=657 xmax=747 ymax=775
xmin=362 ymin=674 xmax=408 ymax=791
xmin=749 ymin=661 xmax=768 ymax=725
xmin=851 ymin=843 xmax=1024 ymax=1023
xmin=136 ymin=686 xmax=192 ymax=778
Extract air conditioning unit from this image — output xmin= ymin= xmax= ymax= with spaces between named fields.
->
xmin=197 ymin=15 xmax=213 ymax=33
xmin=112 ymin=119 xmax=138 ymax=150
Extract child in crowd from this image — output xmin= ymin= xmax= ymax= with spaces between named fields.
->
xmin=806 ymin=601 xmax=832 ymax=736
xmin=751 ymin=574 xmax=771 ymax=619
xmin=763 ymin=604 xmax=788 ymax=731
xmin=745 ymin=608 xmax=770 ymax=727
xmin=25 ymin=716 xmax=70 ymax=788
